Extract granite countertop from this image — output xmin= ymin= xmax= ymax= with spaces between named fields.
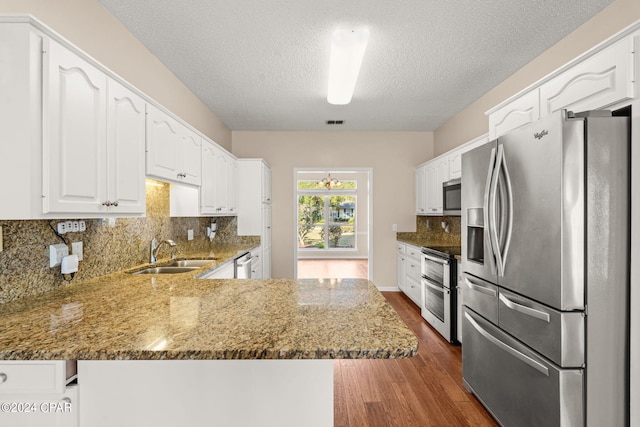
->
xmin=0 ymin=247 xmax=418 ymax=361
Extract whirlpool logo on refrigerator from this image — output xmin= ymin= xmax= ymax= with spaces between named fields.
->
xmin=533 ymin=129 xmax=549 ymax=140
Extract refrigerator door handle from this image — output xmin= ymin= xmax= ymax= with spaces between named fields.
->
xmin=498 ymin=145 xmax=514 ymax=276
xmin=488 ymin=147 xmax=503 ymax=275
xmin=484 ymin=147 xmax=497 ymax=268
xmin=499 ymin=293 xmax=551 ymax=323
xmin=490 ymin=145 xmax=514 ymax=277
xmin=464 ymin=276 xmax=497 ymax=297
xmin=465 ymin=311 xmax=549 ymax=376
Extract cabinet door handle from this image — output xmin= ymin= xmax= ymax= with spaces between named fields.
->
xmin=0 ymin=373 xmax=7 ymax=384
xmin=111 ymin=200 xmax=119 ymax=207
xmin=102 ymin=201 xmax=111 ymax=206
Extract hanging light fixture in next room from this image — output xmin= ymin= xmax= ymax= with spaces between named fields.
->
xmin=319 ymin=173 xmax=342 ymax=190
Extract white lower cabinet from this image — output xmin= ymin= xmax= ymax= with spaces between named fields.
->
xmin=250 ymin=246 xmax=263 ymax=279
xmin=0 ymin=361 xmax=78 ymax=427
xmin=397 ymin=243 xmax=422 ymax=306
xmin=78 ymin=360 xmax=333 ymax=427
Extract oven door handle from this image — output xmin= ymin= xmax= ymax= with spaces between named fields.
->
xmin=422 ymin=253 xmax=449 ymax=265
xmin=422 ymin=279 xmax=448 ymax=294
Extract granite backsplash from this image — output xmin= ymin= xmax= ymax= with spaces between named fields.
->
xmin=397 ymin=215 xmax=462 ymax=247
xmin=0 ymin=180 xmax=258 ymax=304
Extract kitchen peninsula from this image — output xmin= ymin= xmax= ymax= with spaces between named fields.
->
xmin=0 ymin=259 xmax=418 ymax=426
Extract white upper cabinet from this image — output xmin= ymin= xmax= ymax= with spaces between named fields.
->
xmin=539 ymin=37 xmax=634 ymax=116
xmin=43 ymin=39 xmax=145 ymax=215
xmin=146 ymin=104 xmax=201 ymax=186
xmin=415 ymin=164 xmax=427 ymax=215
xmin=200 ymin=139 xmax=237 ymax=216
xmin=427 ymin=157 xmax=449 ymax=215
xmin=43 ymin=38 xmax=108 ymax=214
xmin=106 ymin=78 xmax=146 ymax=214
xmin=488 ymin=29 xmax=637 ymax=139
xmin=488 ymin=89 xmax=540 ymax=139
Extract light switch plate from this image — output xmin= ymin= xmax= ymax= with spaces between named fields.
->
xmin=187 ymin=229 xmax=194 ymax=241
xmin=49 ymin=243 xmax=69 ymax=268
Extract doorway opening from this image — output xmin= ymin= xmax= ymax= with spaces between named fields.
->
xmin=294 ymin=169 xmax=372 ymax=280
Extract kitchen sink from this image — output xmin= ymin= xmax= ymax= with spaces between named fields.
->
xmin=163 ymin=259 xmax=215 ymax=267
xmin=130 ymin=266 xmax=201 ymax=275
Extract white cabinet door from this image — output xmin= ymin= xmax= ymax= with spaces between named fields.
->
xmin=146 ymin=104 xmax=181 ymax=182
xmin=540 ymin=37 xmax=634 ymax=116
xmin=146 ymin=104 xmax=200 ymax=186
xmin=106 ymin=78 xmax=146 ymax=214
xmin=415 ymin=164 xmax=427 ymax=215
xmin=262 ymin=162 xmax=272 ymax=203
xmin=43 ymin=38 xmax=108 ymax=214
xmin=425 ymin=158 xmax=448 ymax=215
xmin=488 ymin=89 xmax=540 ymax=139
xmin=179 ymin=128 xmax=201 ymax=186
xmin=214 ymin=149 xmax=230 ymax=214
xmin=200 ymin=140 xmax=217 ymax=214
xmin=228 ymin=156 xmax=239 ymax=214
xmin=397 ymin=253 xmax=406 ymax=292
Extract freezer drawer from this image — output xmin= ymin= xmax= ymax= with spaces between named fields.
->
xmin=461 ymin=273 xmax=498 ymax=324
xmin=498 ymin=289 xmax=584 ymax=368
xmin=462 ymin=308 xmax=583 ymax=427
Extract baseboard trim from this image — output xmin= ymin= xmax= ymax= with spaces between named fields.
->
xmin=376 ymin=286 xmax=401 ymax=292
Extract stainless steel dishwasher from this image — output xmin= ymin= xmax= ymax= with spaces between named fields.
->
xmin=234 ymin=252 xmax=252 ymax=278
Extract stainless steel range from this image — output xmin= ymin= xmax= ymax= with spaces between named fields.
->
xmin=420 ymin=246 xmax=460 ymax=344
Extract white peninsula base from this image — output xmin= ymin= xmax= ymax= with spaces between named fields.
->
xmin=78 ymin=360 xmax=334 ymax=427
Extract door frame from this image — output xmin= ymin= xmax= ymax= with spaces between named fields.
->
xmin=293 ymin=167 xmax=373 ymax=281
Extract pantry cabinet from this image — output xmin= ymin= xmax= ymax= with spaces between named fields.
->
xmin=146 ymin=104 xmax=201 ymax=186
xmin=237 ymin=159 xmax=272 ymax=278
xmin=42 ymin=39 xmax=145 ymax=215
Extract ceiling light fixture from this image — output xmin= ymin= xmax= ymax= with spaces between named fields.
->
xmin=327 ymin=28 xmax=370 ymax=105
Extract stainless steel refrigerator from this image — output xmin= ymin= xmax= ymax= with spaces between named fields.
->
xmin=461 ymin=110 xmax=629 ymax=426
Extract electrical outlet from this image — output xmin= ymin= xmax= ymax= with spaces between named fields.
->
xmin=0 ymin=225 xmax=3 ymax=252
xmin=57 ymin=222 xmax=67 ymax=234
xmin=78 ymin=221 xmax=86 ymax=232
xmin=392 ymin=224 xmax=397 ymax=231
xmin=71 ymin=221 xmax=80 ymax=232
xmin=71 ymin=241 xmax=83 ymax=261
xmin=49 ymin=243 xmax=69 ymax=268
xmin=65 ymin=221 xmax=73 ymax=233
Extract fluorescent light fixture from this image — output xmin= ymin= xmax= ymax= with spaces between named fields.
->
xmin=327 ymin=28 xmax=370 ymax=105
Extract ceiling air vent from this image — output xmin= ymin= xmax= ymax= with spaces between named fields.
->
xmin=326 ymin=120 xmax=344 ymax=125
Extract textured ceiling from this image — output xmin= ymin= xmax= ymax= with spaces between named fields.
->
xmin=98 ymin=0 xmax=614 ymax=131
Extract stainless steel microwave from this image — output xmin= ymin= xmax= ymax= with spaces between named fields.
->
xmin=442 ymin=178 xmax=461 ymax=216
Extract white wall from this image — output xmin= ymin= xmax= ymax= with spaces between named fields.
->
xmin=232 ymin=131 xmax=433 ymax=287
xmin=0 ymin=0 xmax=232 ymax=149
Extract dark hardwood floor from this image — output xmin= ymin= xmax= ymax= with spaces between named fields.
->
xmin=334 ymin=291 xmax=498 ymax=427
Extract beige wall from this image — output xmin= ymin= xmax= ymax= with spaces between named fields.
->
xmin=0 ymin=0 xmax=232 ymax=149
xmin=434 ymin=0 xmax=640 ymax=155
xmin=232 ymin=132 xmax=433 ymax=286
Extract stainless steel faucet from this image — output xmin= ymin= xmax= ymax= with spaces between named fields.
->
xmin=150 ymin=238 xmax=177 ymax=264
